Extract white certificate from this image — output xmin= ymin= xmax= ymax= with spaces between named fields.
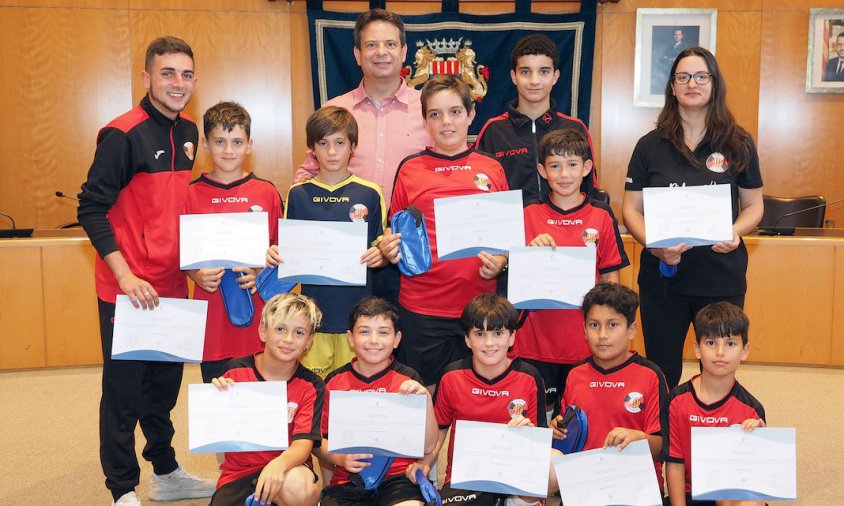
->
xmin=327 ymin=391 xmax=427 ymax=458
xmin=643 ymin=184 xmax=733 ymax=248
xmin=180 ymin=212 xmax=268 ymax=269
xmin=451 ymin=420 xmax=552 ymax=498
xmin=111 ymin=295 xmax=207 ymax=362
xmin=507 ymin=246 xmax=596 ymax=309
xmin=691 ymin=427 xmax=797 ymax=501
xmin=277 ymin=219 xmax=367 ymax=286
xmin=434 ymin=190 xmax=525 ymax=260
xmin=188 ymin=382 xmax=289 ymax=453
xmin=553 ymin=440 xmax=663 ymax=506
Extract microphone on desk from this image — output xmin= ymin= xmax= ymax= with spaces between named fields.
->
xmin=757 ymin=197 xmax=844 ymax=236
xmin=55 ymin=191 xmax=80 ymax=202
xmin=0 ymin=210 xmax=18 ymax=230
xmin=0 ymin=211 xmax=34 ymax=238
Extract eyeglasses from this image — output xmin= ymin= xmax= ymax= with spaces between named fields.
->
xmin=673 ymin=72 xmax=712 ymax=85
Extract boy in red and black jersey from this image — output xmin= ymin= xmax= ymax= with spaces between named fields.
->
xmin=316 ymin=297 xmax=437 ymax=506
xmin=551 ymin=283 xmax=668 ymax=490
xmin=184 ymin=101 xmax=284 ymax=382
xmin=664 ymin=302 xmax=766 ymax=506
xmin=210 ymin=294 xmax=325 ymax=506
xmin=517 ymin=129 xmax=628 ymax=419
xmin=408 ymin=294 xmax=554 ymax=506
xmin=380 ymin=75 xmax=509 ymax=390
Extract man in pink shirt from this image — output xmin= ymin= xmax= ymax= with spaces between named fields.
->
xmin=297 ymin=8 xmax=431 ymax=209
xmin=298 ymin=8 xmax=431 ymax=307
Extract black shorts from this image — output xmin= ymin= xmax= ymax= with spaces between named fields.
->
xmin=209 ymin=467 xmax=318 ymax=506
xmin=440 ymin=482 xmax=500 ymax=505
xmin=320 ymin=474 xmax=424 ymax=506
xmin=683 ymin=494 xmax=715 ymax=506
xmin=522 ymin=358 xmax=575 ymax=410
xmin=201 ymin=358 xmax=232 ymax=383
xmin=397 ymin=305 xmax=470 ymax=386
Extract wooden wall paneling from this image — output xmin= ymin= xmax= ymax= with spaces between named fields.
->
xmin=0 ymin=6 xmax=131 ymax=230
xmin=758 ymin=10 xmax=844 ymax=227
xmin=290 ymin=5 xmax=315 ymax=190
xmin=603 ymin=0 xmax=762 ymax=11
xmin=831 ymin=244 xmax=844 ymax=366
xmin=0 ymin=0 xmax=123 ymax=7
xmin=129 ymin=9 xmax=295 ymax=192
xmin=714 ymin=11 xmax=762 ymax=138
xmin=129 ymin=0 xmax=284 ymax=11
xmin=0 ymin=243 xmax=46 ymax=369
xmin=597 ymin=10 xmax=659 ymax=221
xmin=763 ymin=0 xmax=844 ymax=10
xmin=42 ymin=241 xmax=101 ymax=367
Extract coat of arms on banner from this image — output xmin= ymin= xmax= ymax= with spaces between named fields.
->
xmin=402 ymin=37 xmax=489 ymax=103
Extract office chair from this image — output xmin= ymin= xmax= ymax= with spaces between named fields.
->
xmin=758 ymin=195 xmax=826 ymax=229
xmin=591 ymin=188 xmax=611 ymax=205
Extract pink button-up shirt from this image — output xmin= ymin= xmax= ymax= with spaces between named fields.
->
xmin=298 ymin=79 xmax=432 ymax=208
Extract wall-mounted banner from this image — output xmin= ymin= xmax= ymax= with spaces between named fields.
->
xmin=307 ymin=0 xmax=597 ymax=138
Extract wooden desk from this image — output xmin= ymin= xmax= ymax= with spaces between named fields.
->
xmin=2 ymin=231 xmax=843 ymax=370
xmin=0 ymin=231 xmax=101 ymax=369
xmin=624 ymin=232 xmax=844 ymax=367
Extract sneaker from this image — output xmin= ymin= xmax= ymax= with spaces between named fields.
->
xmin=113 ymin=491 xmax=142 ymax=506
xmin=148 ymin=464 xmax=216 ymax=501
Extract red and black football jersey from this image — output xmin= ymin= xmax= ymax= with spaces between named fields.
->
xmin=434 ymin=357 xmax=546 ymax=483
xmin=184 ymin=173 xmax=283 ymax=361
xmin=217 ymin=355 xmax=324 ymax=488
xmin=390 ymin=148 xmax=509 ymax=318
xmin=561 ymin=353 xmax=667 ymax=488
xmin=515 ymin=198 xmax=629 ymax=364
xmin=664 ymin=375 xmax=765 ymax=492
xmin=322 ymin=359 xmax=424 ymax=486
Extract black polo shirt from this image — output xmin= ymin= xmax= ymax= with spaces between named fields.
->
xmin=625 ymin=130 xmax=763 ymax=296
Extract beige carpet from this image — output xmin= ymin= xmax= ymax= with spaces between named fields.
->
xmin=0 ymin=362 xmax=841 ymax=504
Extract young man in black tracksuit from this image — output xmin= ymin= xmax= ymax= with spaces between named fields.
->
xmin=78 ymin=36 xmax=215 ymax=506
xmin=475 ymin=34 xmax=598 ymax=205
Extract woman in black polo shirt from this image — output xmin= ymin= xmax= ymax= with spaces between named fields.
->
xmin=621 ymin=46 xmax=764 ymax=388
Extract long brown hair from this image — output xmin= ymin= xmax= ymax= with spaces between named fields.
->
xmin=656 ymin=46 xmax=754 ymax=174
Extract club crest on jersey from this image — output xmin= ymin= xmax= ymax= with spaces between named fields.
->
xmin=249 ymin=205 xmax=264 ymax=212
xmin=349 ymin=203 xmax=369 ymax=222
xmin=624 ymin=392 xmax=644 ymax=413
xmin=473 ymin=173 xmax=491 ymax=191
xmin=507 ymin=398 xmax=527 ymax=419
xmin=582 ymin=228 xmax=599 ymax=246
xmin=706 ymin=152 xmax=728 ymax=173
xmin=183 ymin=142 xmax=195 ymax=161
xmin=403 ymin=38 xmax=488 ymax=103
xmin=287 ymin=402 xmax=299 ymax=424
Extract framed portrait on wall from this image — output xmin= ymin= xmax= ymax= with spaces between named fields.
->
xmin=806 ymin=9 xmax=844 ymax=93
xmin=634 ymin=9 xmax=717 ymax=107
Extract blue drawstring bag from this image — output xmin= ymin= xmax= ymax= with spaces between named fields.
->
xmin=255 ymin=265 xmax=296 ymax=303
xmin=415 ymin=468 xmax=442 ymax=506
xmin=219 ymin=269 xmax=255 ymax=328
xmin=552 ymin=405 xmax=588 ymax=454
xmin=349 ymin=455 xmax=394 ymax=490
xmin=390 ymin=206 xmax=432 ymax=277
